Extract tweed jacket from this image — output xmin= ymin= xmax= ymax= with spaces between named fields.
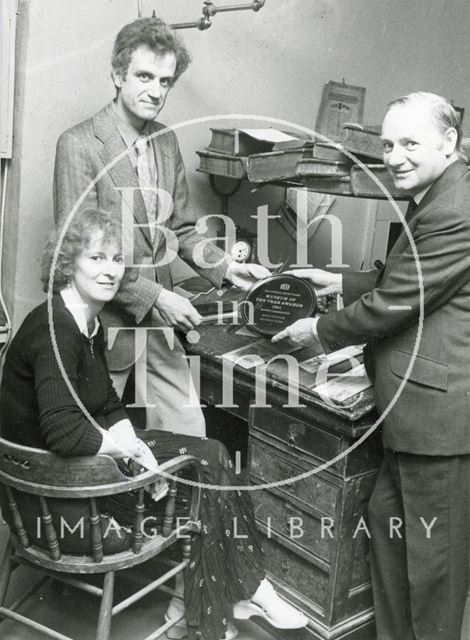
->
xmin=53 ymin=102 xmax=231 ymax=369
xmin=317 ymin=160 xmax=470 ymax=455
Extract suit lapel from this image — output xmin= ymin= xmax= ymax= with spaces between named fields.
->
xmin=149 ymin=122 xmax=174 ymax=257
xmin=94 ymin=103 xmax=153 ymax=248
xmin=416 ymin=159 xmax=469 ymax=214
xmin=383 ymin=160 xmax=470 ymax=280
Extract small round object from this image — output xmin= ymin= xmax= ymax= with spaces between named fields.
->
xmin=241 ymin=274 xmax=317 ymax=337
xmin=230 ymin=240 xmax=251 ymax=263
xmin=186 ymin=329 xmax=201 ymax=345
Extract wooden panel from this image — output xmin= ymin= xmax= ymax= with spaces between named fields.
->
xmin=350 ymin=519 xmax=372 ymax=589
xmin=251 ymin=488 xmax=334 ymax=563
xmin=199 ymin=372 xmax=251 ymax=420
xmin=249 ymin=439 xmax=339 ymax=516
xmin=341 ymin=428 xmax=383 ymax=476
xmin=251 ymin=407 xmax=342 ymax=464
xmin=254 ymin=616 xmax=376 ymax=640
xmin=262 ymin=536 xmax=330 ymax=614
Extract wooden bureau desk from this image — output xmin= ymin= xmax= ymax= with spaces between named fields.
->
xmin=185 ymin=322 xmax=382 ymax=640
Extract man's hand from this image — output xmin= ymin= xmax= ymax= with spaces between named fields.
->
xmin=225 ymin=262 xmax=271 ymax=291
xmin=155 ymin=289 xmax=202 ymax=331
xmin=284 ymin=269 xmax=343 ymax=297
xmin=272 ymin=317 xmax=320 ymax=347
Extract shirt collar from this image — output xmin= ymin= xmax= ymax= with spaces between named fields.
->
xmin=111 ymin=100 xmax=149 ymax=149
xmin=413 ymin=185 xmax=431 ymax=205
xmin=60 ymin=288 xmax=100 ymax=338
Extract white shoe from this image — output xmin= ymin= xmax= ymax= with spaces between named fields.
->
xmin=233 ymin=579 xmax=308 ymax=630
xmin=165 ymin=598 xmax=239 ymax=640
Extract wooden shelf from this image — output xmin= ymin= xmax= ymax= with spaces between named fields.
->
xmin=196 ymin=149 xmax=409 ymax=201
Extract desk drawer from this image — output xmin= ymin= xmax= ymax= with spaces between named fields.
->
xmin=250 ymin=440 xmax=339 ymax=516
xmin=262 ymin=536 xmax=329 ymax=611
xmin=251 ymin=407 xmax=342 ymax=463
xmin=252 ymin=489 xmax=333 ymax=563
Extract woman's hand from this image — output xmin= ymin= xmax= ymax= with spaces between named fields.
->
xmin=133 ymin=439 xmax=159 ymax=471
xmin=102 ymin=419 xmax=139 ymax=457
xmin=102 ymin=421 xmax=168 ymax=500
xmin=101 ymin=420 xmax=149 ymax=460
xmin=132 ymin=440 xmax=169 ymax=502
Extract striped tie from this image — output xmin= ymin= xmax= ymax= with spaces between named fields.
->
xmin=135 ymin=135 xmax=157 ymax=242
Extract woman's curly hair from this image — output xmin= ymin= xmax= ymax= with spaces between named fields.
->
xmin=41 ymin=209 xmax=124 ymax=294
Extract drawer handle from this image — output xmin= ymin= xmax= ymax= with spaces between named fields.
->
xmin=281 ymin=559 xmax=290 ymax=574
xmin=288 ymin=424 xmax=298 ymax=448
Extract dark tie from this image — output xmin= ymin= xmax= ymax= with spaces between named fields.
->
xmin=405 ymin=198 xmax=417 ymax=219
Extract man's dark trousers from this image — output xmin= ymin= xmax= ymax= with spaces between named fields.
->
xmin=368 ymin=448 xmax=470 ymax=640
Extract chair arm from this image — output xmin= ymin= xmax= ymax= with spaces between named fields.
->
xmin=0 ymin=454 xmax=204 ymax=500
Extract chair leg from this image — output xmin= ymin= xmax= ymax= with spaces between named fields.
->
xmin=0 ymin=538 xmax=13 ymax=607
xmin=96 ymin=571 xmax=115 ymax=640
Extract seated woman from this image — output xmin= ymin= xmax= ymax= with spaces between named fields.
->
xmin=0 ymin=208 xmax=307 ymax=640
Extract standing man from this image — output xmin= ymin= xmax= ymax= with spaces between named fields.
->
xmin=273 ymin=92 xmax=470 ymax=640
xmin=54 ymin=18 xmax=268 ymax=436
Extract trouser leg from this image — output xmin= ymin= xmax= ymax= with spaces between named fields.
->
xmin=142 ymin=316 xmax=205 ymax=435
xmin=368 ymin=449 xmax=470 ymax=640
xmin=368 ymin=450 xmax=415 ymax=640
xmin=399 ymin=452 xmax=470 ymax=640
xmin=108 ymin=310 xmax=205 ymax=436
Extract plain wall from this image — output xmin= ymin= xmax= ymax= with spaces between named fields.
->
xmin=4 ymin=0 xmax=470 ymax=327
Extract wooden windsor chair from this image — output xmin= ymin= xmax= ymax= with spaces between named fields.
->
xmin=0 ymin=437 xmax=202 ymax=640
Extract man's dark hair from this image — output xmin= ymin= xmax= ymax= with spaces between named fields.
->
xmin=112 ymin=17 xmax=191 ymax=83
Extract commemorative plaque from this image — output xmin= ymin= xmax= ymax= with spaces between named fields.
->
xmin=240 ymin=274 xmax=317 ymax=336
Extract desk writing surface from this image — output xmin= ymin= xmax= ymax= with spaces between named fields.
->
xmin=185 ymin=322 xmax=376 ymax=435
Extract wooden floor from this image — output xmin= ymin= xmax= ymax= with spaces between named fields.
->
xmin=0 ymin=522 xmax=275 ymax=640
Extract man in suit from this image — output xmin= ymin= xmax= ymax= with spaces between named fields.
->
xmin=53 ymin=18 xmax=269 ymax=436
xmin=272 ymin=92 xmax=470 ymax=639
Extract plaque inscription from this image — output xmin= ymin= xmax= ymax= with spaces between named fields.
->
xmin=241 ymin=274 xmax=317 ymax=336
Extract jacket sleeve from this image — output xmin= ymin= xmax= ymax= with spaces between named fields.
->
xmin=109 ymin=267 xmax=162 ymax=324
xmin=317 ymin=202 xmax=470 ymax=352
xmin=53 ymin=129 xmax=99 ymax=225
xmin=342 ymin=270 xmax=379 ymax=306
